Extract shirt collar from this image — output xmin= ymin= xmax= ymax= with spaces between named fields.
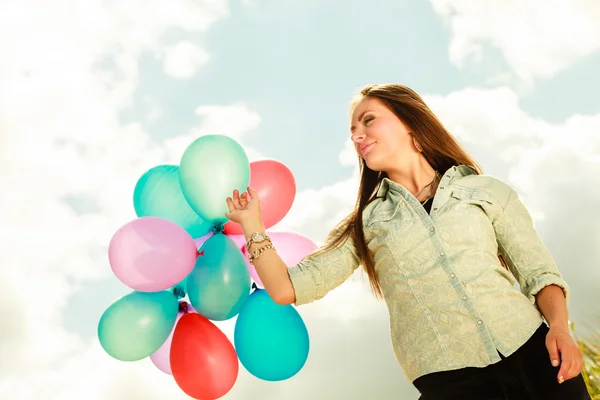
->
xmin=375 ymin=164 xmax=477 ymax=198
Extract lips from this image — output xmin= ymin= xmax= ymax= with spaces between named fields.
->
xmin=360 ymin=142 xmax=375 ymax=155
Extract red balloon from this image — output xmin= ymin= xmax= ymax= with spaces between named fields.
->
xmin=224 ymin=159 xmax=296 ymax=235
xmin=170 ymin=313 xmax=239 ymax=400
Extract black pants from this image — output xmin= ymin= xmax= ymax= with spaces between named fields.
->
xmin=413 ymin=322 xmax=591 ymax=399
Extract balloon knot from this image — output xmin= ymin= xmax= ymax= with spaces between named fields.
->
xmin=211 ymin=223 xmax=225 ymax=234
xmin=178 ymin=302 xmax=189 ymax=313
xmin=173 ymin=287 xmax=186 ymax=299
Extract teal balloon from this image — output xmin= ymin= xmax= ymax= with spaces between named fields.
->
xmin=133 ymin=164 xmax=212 ymax=238
xmin=98 ymin=291 xmax=179 ymax=361
xmin=179 ymin=135 xmax=250 ymax=224
xmin=187 ymin=233 xmax=250 ymax=321
xmin=234 ymin=289 xmax=310 ymax=381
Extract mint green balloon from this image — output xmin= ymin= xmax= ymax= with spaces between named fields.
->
xmin=179 ymin=135 xmax=250 ymax=224
xmin=133 ymin=165 xmax=212 ymax=238
xmin=98 ymin=291 xmax=179 ymax=361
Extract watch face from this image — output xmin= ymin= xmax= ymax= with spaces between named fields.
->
xmin=254 ymin=233 xmax=266 ymax=241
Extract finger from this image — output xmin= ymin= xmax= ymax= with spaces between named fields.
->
xmin=566 ymin=357 xmax=582 ymax=381
xmin=557 ymin=356 xmax=572 ymax=383
xmin=546 ymin=336 xmax=560 ymax=369
xmin=232 ymin=189 xmax=242 ymax=208
xmin=247 ymin=186 xmax=259 ymax=200
xmin=239 ymin=192 xmax=248 ymax=206
xmin=226 ymin=197 xmax=237 ymax=212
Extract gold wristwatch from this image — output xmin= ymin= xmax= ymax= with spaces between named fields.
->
xmin=246 ymin=232 xmax=271 ymax=252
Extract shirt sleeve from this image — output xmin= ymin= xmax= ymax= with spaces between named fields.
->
xmin=492 ymin=189 xmax=570 ymax=304
xmin=287 ymin=223 xmax=361 ymax=306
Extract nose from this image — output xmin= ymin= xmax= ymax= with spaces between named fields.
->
xmin=351 ymin=130 xmax=365 ymax=143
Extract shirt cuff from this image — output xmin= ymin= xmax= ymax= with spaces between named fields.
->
xmin=287 ymin=262 xmax=318 ymax=306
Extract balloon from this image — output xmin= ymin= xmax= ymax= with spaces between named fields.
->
xmin=170 ymin=313 xmax=239 ymax=400
xmin=150 ymin=302 xmax=196 ymax=374
xmin=98 ymin=291 xmax=179 ymax=361
xmin=224 ymin=159 xmax=296 ymax=235
xmin=108 ymin=216 xmax=198 ymax=292
xmin=244 ymin=231 xmax=317 ymax=288
xmin=187 ymin=234 xmax=250 ymax=320
xmin=194 ymin=233 xmax=246 ymax=252
xmin=133 ymin=165 xmax=213 ymax=239
xmin=234 ymin=288 xmax=309 ymax=381
xmin=179 ymin=135 xmax=250 ymax=225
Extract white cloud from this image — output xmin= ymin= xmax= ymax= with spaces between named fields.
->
xmin=338 ymin=137 xmax=359 ymax=167
xmin=0 ymin=0 xmax=263 ymax=396
xmin=428 ymin=0 xmax=600 ymax=83
xmin=162 ymin=41 xmax=211 ymax=79
xmin=163 ymin=103 xmax=264 ymax=164
xmin=2 ymin=0 xmax=599 ymax=398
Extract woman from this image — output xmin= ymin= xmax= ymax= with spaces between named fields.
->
xmin=225 ymin=84 xmax=591 ymax=399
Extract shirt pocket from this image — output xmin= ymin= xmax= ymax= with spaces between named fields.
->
xmin=447 ymin=186 xmax=496 ymax=213
xmin=445 ymin=186 xmax=499 ymax=244
xmin=365 ymin=200 xmax=413 ymax=242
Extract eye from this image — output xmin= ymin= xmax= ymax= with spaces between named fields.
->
xmin=364 ymin=116 xmax=374 ymax=125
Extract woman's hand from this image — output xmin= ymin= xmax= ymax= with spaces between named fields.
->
xmin=225 ymin=186 xmax=262 ymax=227
xmin=545 ymin=325 xmax=584 ymax=384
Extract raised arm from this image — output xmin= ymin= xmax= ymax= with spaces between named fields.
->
xmin=226 ymin=186 xmax=360 ymax=306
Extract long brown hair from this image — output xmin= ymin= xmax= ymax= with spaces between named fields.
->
xmin=319 ymin=83 xmax=505 ymax=299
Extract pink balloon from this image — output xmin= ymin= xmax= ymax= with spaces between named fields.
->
xmin=244 ymin=231 xmax=318 ymax=287
xmin=150 ymin=302 xmax=196 ymax=375
xmin=109 ymin=216 xmax=198 ymax=292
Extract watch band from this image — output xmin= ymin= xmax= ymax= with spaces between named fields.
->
xmin=246 ymin=232 xmax=271 ymax=252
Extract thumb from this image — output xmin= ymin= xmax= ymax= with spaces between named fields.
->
xmin=546 ymin=336 xmax=560 ymax=367
xmin=247 ymin=185 xmax=259 ymax=200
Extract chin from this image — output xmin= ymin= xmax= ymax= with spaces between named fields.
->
xmin=363 ymin=159 xmax=384 ymax=172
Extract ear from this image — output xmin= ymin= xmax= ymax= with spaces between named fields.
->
xmin=412 ymin=136 xmax=423 ymax=152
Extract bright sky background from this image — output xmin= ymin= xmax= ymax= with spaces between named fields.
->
xmin=1 ymin=0 xmax=600 ymax=399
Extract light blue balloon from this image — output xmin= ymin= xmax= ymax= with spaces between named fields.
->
xmin=187 ymin=234 xmax=250 ymax=321
xmin=179 ymin=135 xmax=250 ymax=224
xmin=133 ymin=164 xmax=213 ymax=238
xmin=98 ymin=291 xmax=179 ymax=361
xmin=234 ymin=289 xmax=310 ymax=381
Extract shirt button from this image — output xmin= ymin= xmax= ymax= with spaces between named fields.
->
xmin=433 ymin=207 xmax=438 ymax=211
xmin=477 ymin=320 xmax=483 ymax=325
xmin=440 ymin=252 xmax=445 ymax=257
xmin=462 ymin=295 xmax=468 ymax=301
xmin=439 ymin=186 xmax=445 ymax=189
xmin=450 ymin=273 xmax=456 ymax=278
xmin=430 ymin=227 xmax=435 ymax=232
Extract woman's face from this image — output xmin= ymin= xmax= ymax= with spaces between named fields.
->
xmin=350 ymin=97 xmax=417 ymax=172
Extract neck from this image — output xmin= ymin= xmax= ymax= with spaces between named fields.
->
xmin=386 ymin=159 xmax=438 ymax=200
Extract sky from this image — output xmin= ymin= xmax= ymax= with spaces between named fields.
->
xmin=1 ymin=0 xmax=599 ymax=399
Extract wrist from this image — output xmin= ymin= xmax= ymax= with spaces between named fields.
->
xmin=241 ymin=218 xmax=266 ymax=239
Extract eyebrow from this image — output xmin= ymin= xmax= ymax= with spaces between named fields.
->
xmin=350 ymin=110 xmax=370 ymax=133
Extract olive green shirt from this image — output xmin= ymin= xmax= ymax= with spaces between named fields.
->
xmin=287 ymin=165 xmax=570 ymax=383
